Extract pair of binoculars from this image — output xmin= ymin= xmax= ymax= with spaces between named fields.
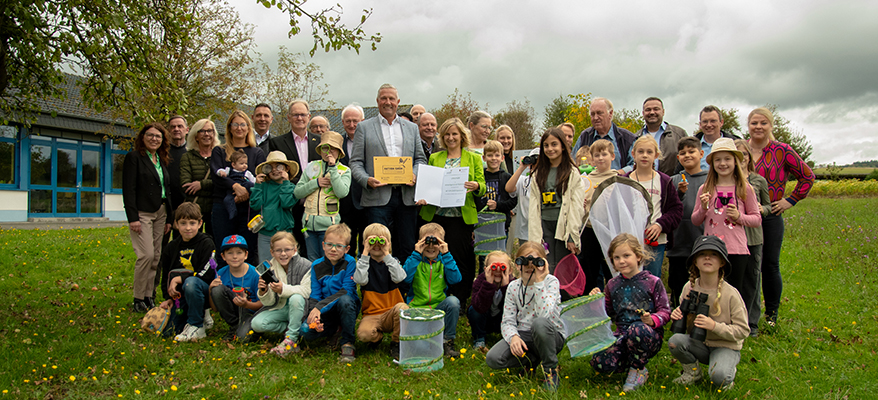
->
xmin=671 ymin=291 xmax=710 ymax=341
xmin=521 ymin=154 xmax=538 ymax=166
xmin=541 ymin=191 xmax=557 ymax=205
xmin=424 ymin=235 xmax=439 ymax=246
xmin=515 ymin=255 xmax=546 ymax=267
xmin=489 ymin=263 xmax=507 ymax=272
xmin=369 ymin=237 xmax=386 ymax=245
xmin=715 ymin=192 xmax=734 ymax=207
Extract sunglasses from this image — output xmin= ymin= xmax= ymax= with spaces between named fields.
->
xmin=368 ymin=237 xmax=386 ymax=245
xmin=489 ymin=263 xmax=507 ymax=272
xmin=515 ymin=255 xmax=546 ymax=267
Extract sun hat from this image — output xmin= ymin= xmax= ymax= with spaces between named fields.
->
xmin=256 ymin=151 xmax=300 ymax=178
xmin=221 ymin=234 xmax=248 ymax=252
xmin=316 ymin=131 xmax=346 ymax=160
xmin=705 ymin=138 xmax=743 ymax=165
xmin=686 ymin=235 xmax=731 ymax=278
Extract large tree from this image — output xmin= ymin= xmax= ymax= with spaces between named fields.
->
xmin=251 ymin=46 xmax=334 ymax=134
xmin=431 ymin=88 xmax=485 ymax=128
xmin=494 ymin=99 xmax=537 ymax=149
xmin=542 ymin=94 xmax=572 ymax=131
xmin=1 ymin=0 xmax=379 ymax=127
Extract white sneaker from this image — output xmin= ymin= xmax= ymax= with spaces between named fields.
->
xmin=203 ymin=310 xmax=214 ymax=330
xmin=175 ymin=324 xmax=206 ymax=342
xmin=673 ymin=363 xmax=703 ymax=385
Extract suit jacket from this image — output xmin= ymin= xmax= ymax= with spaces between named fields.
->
xmin=256 ymin=131 xmax=271 ymax=157
xmin=122 ymin=150 xmax=173 ymax=223
xmin=268 ymin=130 xmax=320 ymax=182
xmin=638 ymin=123 xmax=688 ymax=176
xmin=350 ymin=115 xmax=427 ymax=207
xmin=573 ymin=123 xmax=636 ymax=169
xmin=340 ymin=133 xmax=363 ymax=210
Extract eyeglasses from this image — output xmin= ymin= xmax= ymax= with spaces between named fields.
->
xmin=273 ymin=247 xmax=296 ymax=254
xmin=368 ymin=237 xmax=386 ymax=245
xmin=144 ymin=133 xmax=163 ymax=140
xmin=198 ymin=129 xmax=215 ymax=135
xmin=261 ymin=164 xmax=288 ymax=174
xmin=311 ymin=124 xmax=329 ymax=130
xmin=478 ymin=124 xmax=492 ymax=131
xmin=290 ymin=113 xmax=309 ymax=120
xmin=323 ymin=242 xmax=346 ymax=250
xmin=230 ymin=123 xmax=248 ymax=128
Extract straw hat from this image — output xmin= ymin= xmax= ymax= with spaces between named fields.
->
xmin=316 ymin=131 xmax=346 ymax=160
xmin=705 ymin=137 xmax=743 ymax=164
xmin=256 ymin=151 xmax=300 ymax=178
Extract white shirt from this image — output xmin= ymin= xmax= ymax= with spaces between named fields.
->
xmin=380 ymin=115 xmax=404 ymax=157
xmin=254 ymin=130 xmax=270 ymax=146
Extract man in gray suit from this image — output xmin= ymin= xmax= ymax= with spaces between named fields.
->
xmin=350 ymin=84 xmax=427 ymax=260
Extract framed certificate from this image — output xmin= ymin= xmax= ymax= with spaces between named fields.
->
xmin=373 ymin=156 xmax=413 ymax=184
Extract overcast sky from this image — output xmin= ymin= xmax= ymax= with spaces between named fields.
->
xmin=230 ymin=0 xmax=878 ymax=165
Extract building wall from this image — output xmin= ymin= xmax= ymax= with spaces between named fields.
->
xmin=0 ymin=191 xmax=28 ymax=222
xmin=106 ymin=194 xmax=126 ymax=221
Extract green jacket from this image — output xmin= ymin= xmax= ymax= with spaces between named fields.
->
xmin=293 ymin=160 xmax=351 ymax=232
xmin=249 ymin=179 xmax=297 ymax=236
xmin=179 ymin=149 xmax=214 ymax=215
xmin=402 ymin=251 xmax=462 ymax=308
xmin=418 ymin=149 xmax=487 ymax=225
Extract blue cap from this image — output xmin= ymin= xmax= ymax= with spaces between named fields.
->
xmin=221 ymin=235 xmax=248 ymax=252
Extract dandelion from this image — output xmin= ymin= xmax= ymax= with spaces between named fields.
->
xmin=460 ymin=348 xmax=466 ymax=354
xmin=135 ymin=390 xmax=141 ymax=394
xmin=69 ymin=376 xmax=76 ymax=382
xmin=486 ymin=383 xmax=492 ymax=389
xmin=171 ymin=385 xmax=177 ymax=391
xmin=404 ymin=390 xmax=410 ymax=396
xmin=231 ymin=385 xmax=237 ymax=390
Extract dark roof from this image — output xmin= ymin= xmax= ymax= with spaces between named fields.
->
xmin=30 ymin=74 xmax=136 ymax=137
xmin=312 ymin=105 xmax=414 ymax=131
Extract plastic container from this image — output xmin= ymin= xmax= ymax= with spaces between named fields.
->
xmin=399 ymin=308 xmax=446 ymax=372
xmin=474 ymin=211 xmax=507 ymax=255
xmin=559 ymin=293 xmax=616 ymax=358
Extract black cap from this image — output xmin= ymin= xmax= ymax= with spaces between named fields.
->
xmin=686 ymin=235 xmax=731 ymax=277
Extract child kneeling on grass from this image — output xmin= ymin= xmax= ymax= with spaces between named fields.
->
xmin=251 ymin=231 xmax=312 ymax=357
xmin=669 ymin=235 xmax=749 ymax=390
xmin=589 ymin=233 xmax=671 ymax=392
xmin=301 ymin=223 xmax=360 ymax=362
xmin=402 ymin=223 xmax=462 ymax=357
xmin=354 ymin=223 xmax=409 ymax=361
xmin=158 ymin=202 xmax=216 ymax=342
xmin=468 ymin=250 xmax=516 ymax=352
xmin=209 ymin=235 xmax=262 ymax=341
xmin=485 ymin=242 xmax=564 ymax=392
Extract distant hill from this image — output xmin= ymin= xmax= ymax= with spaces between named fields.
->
xmin=848 ymin=160 xmax=878 ymax=168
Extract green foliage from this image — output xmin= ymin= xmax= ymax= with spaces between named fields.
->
xmin=542 ymin=94 xmax=572 ymax=131
xmin=2 ymin=199 xmax=878 ymax=399
xmin=851 ymin=160 xmax=878 ymax=168
xmin=611 ymin=108 xmax=644 ymax=134
xmin=430 ymin=88 xmax=485 ymax=128
xmin=763 ymin=104 xmax=814 ymax=163
xmin=493 ymin=99 xmax=536 ymax=149
xmin=866 ymin=169 xmax=878 ymax=181
xmin=1 ymin=0 xmax=379 ymax=128
xmin=252 ymin=46 xmax=334 ymax=134
xmin=719 ymin=107 xmax=743 ymax=136
xmin=827 ymin=162 xmax=845 ymax=181
xmin=786 ymin=178 xmax=878 ymax=197
xmin=564 ymin=93 xmax=593 ymax=144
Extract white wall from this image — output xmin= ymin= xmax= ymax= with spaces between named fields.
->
xmin=0 ymin=190 xmax=28 ymax=222
xmin=105 ymin=193 xmax=126 ymax=221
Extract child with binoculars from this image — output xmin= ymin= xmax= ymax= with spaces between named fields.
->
xmin=468 ymin=250 xmax=517 ymax=353
xmin=668 ymin=235 xmax=749 ymax=390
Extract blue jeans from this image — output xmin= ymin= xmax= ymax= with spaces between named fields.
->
xmin=304 ymin=230 xmax=326 ymax=262
xmin=643 ymin=243 xmax=666 ymax=278
xmin=435 ymin=295 xmax=460 ymax=340
xmin=367 ymin=188 xmax=418 ymax=264
xmin=301 ymin=295 xmax=360 ymax=346
xmin=172 ymin=276 xmax=210 ymax=329
xmin=467 ymin=305 xmax=502 ymax=343
xmin=761 ymin=213 xmax=784 ymax=318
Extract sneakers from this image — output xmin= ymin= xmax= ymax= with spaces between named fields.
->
xmin=340 ymin=343 xmax=356 ymax=362
xmin=720 ymin=381 xmax=735 ymax=391
xmin=203 ymin=310 xmax=214 ymax=330
xmin=673 ymin=363 xmax=703 ymax=385
xmin=133 ymin=298 xmax=149 ymax=313
xmin=622 ymin=367 xmax=649 ymax=392
xmin=389 ymin=342 xmax=400 ymax=361
xmin=174 ymin=324 xmax=206 ymax=342
xmin=473 ymin=339 xmax=487 ymax=353
xmin=542 ymin=366 xmax=559 ymax=391
xmin=443 ymin=339 xmax=460 ymax=358
xmin=270 ymin=338 xmax=300 ymax=358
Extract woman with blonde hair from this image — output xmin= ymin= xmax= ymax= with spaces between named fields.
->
xmin=495 ymin=125 xmax=516 ymax=172
xmin=180 ymin=119 xmax=221 ymax=237
xmin=746 ymin=107 xmax=814 ymax=327
xmin=210 ymin=110 xmax=266 ymax=265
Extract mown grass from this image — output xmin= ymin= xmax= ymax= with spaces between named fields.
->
xmin=1 ymin=198 xmax=877 ymax=399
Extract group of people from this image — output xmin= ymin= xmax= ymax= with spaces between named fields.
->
xmin=123 ymin=84 xmax=814 ymax=392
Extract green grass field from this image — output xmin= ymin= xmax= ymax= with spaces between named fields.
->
xmin=1 ymin=198 xmax=876 ymax=399
xmin=811 ymin=167 xmax=875 ymax=176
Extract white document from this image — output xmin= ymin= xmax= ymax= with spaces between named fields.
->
xmin=414 ymin=165 xmax=470 ymax=208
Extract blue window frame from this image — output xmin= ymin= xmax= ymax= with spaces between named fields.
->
xmin=0 ymin=125 xmax=19 ymax=188
xmin=27 ymin=136 xmax=104 ymax=217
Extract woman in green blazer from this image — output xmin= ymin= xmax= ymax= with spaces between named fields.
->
xmin=416 ymin=117 xmax=486 ymax=303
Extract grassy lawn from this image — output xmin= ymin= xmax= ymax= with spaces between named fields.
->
xmin=811 ymin=167 xmax=875 ymax=176
xmin=1 ymin=198 xmax=876 ymax=399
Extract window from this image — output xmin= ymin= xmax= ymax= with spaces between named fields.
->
xmin=0 ymin=125 xmax=16 ymax=185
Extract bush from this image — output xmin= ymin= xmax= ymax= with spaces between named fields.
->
xmin=866 ymin=169 xmax=878 ymax=181
xmin=786 ymin=179 xmax=878 ymax=197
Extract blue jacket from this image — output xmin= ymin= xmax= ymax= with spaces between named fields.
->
xmin=308 ymin=254 xmax=358 ymax=313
